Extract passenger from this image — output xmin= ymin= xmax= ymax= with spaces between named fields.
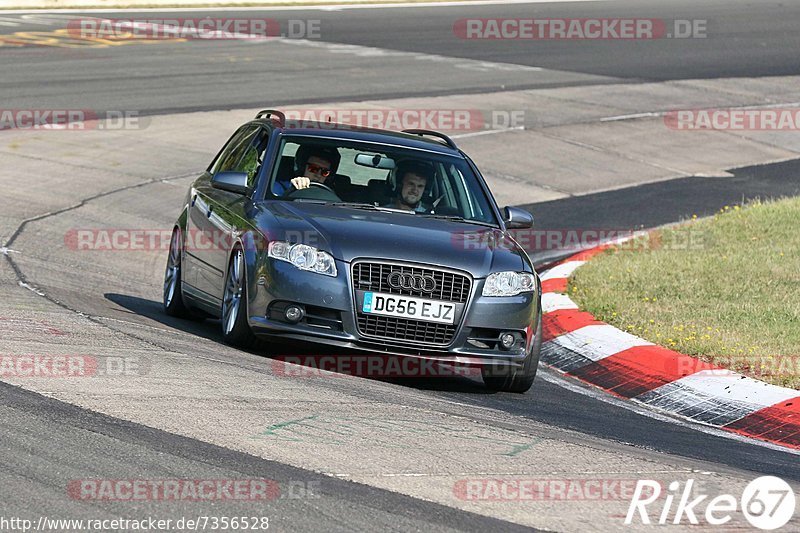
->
xmin=274 ymin=145 xmax=341 ymax=195
xmin=384 ymin=160 xmax=434 ymax=212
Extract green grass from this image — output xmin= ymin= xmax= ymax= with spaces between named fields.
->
xmin=570 ymin=197 xmax=800 ymax=389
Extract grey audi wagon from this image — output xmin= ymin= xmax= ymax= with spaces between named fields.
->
xmin=163 ymin=110 xmax=542 ymax=392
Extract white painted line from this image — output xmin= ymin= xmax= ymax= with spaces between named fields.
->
xmin=319 ymin=0 xmax=610 ymax=8
xmin=538 ymin=368 xmax=800 ymax=456
xmin=545 ymin=324 xmax=653 ymax=363
xmin=600 ymin=112 xmax=661 ymax=122
xmin=0 ymin=1 xmax=612 ymax=15
xmin=25 ymin=14 xmax=78 ymax=19
xmin=18 ymin=281 xmax=45 ymax=297
xmin=20 ymin=14 xmax=71 ymax=23
xmin=600 ymin=103 xmax=800 ymax=123
xmin=541 ymin=292 xmax=578 ymax=313
xmin=451 ymin=126 xmax=525 ymax=139
xmin=665 ymin=369 xmax=798 ymax=409
xmin=538 ymin=243 xmax=800 ymax=449
xmin=280 ymin=38 xmax=542 ymax=72
xmin=540 ymin=260 xmax=586 ymax=282
xmin=0 ymin=14 xmax=74 ymax=24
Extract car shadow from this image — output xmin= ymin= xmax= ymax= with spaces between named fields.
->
xmin=104 ymin=293 xmax=494 ymax=394
xmin=105 ymin=292 xmax=225 ymax=344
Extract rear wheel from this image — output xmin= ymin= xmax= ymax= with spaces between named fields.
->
xmin=482 ymin=314 xmax=542 ymax=393
xmin=163 ymin=228 xmax=192 ymax=317
xmin=222 ymin=248 xmax=259 ymax=348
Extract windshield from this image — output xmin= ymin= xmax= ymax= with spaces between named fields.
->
xmin=266 ymin=135 xmax=499 ymax=226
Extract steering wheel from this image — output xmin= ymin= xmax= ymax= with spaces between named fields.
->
xmin=308 ymin=182 xmax=336 ymax=194
xmin=284 ymin=181 xmax=341 ymax=202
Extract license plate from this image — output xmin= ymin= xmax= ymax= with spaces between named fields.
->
xmin=361 ymin=292 xmax=456 ymax=325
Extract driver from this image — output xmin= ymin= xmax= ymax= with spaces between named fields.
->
xmin=384 ymin=160 xmax=434 ymax=213
xmin=274 ymin=144 xmax=341 ymax=195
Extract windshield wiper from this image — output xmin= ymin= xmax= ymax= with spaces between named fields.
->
xmin=419 ymin=214 xmax=498 ymax=227
xmin=326 ymin=202 xmax=379 ymax=209
xmin=290 ymin=199 xmax=326 ymax=204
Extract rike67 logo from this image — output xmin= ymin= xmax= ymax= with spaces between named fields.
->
xmin=626 ymin=476 xmax=796 ymax=530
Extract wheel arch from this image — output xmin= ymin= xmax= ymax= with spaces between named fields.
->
xmin=225 ymin=230 xmax=264 ymax=325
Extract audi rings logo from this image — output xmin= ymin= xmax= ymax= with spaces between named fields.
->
xmin=386 ymin=271 xmax=437 ymax=292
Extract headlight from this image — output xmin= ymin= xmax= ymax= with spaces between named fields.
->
xmin=482 ymin=271 xmax=537 ymax=297
xmin=268 ymin=241 xmax=337 ymax=277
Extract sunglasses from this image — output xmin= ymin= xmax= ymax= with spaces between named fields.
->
xmin=306 ymin=163 xmax=332 ymax=178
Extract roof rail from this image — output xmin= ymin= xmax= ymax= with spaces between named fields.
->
xmin=401 ymin=129 xmax=458 ymax=150
xmin=255 ymin=109 xmax=285 ymax=126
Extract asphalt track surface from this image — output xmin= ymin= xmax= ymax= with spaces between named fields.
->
xmin=0 ymin=381 xmax=535 ymax=532
xmin=1 ymin=0 xmax=800 ymax=115
xmin=526 ymin=158 xmax=800 ymax=234
xmin=2 ymin=0 xmax=800 ymax=530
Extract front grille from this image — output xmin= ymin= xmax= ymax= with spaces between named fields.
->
xmin=352 ymin=261 xmax=472 ymax=345
xmin=352 ymin=262 xmax=471 ymax=303
xmin=357 ymin=314 xmax=457 ymax=345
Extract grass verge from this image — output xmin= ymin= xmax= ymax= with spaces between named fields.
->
xmin=570 ymin=197 xmax=800 ymax=389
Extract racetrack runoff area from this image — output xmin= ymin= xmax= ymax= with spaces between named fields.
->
xmin=571 ymin=197 xmax=800 ymax=390
xmin=2 ymin=31 xmax=800 ymax=531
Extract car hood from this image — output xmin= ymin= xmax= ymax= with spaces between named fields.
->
xmin=254 ymin=201 xmax=529 ymax=277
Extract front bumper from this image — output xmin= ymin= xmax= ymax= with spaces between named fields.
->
xmin=249 ymin=259 xmax=540 ymax=367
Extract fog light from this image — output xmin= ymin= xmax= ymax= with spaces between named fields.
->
xmin=285 ymin=305 xmax=305 ymax=323
xmin=499 ymin=332 xmax=518 ymax=350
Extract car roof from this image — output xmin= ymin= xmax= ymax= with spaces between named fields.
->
xmin=254 ymin=119 xmax=465 ymax=157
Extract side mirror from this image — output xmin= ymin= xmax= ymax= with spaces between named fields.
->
xmin=212 ymin=171 xmax=249 ymax=195
xmin=503 ymin=206 xmax=534 ymax=229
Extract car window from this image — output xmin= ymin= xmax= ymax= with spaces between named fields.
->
xmin=237 ymin=128 xmax=271 ymax=188
xmin=273 ymin=141 xmax=390 ymax=186
xmin=336 ymin=146 xmax=393 ymax=186
xmin=210 ymin=125 xmax=262 ymax=179
xmin=209 ymin=126 xmax=250 ymax=175
xmin=267 ymin=136 xmax=498 ymax=226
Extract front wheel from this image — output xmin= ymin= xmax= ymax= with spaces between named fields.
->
xmin=482 ymin=313 xmax=542 ymax=393
xmin=163 ymin=228 xmax=191 ymax=317
xmin=221 ymin=248 xmax=258 ymax=348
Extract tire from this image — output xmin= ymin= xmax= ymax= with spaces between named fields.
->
xmin=482 ymin=313 xmax=542 ymax=393
xmin=163 ymin=227 xmax=192 ymax=318
xmin=221 ymin=247 xmax=259 ymax=349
